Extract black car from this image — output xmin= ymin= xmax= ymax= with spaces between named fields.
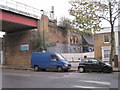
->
xmin=78 ymin=58 xmax=113 ymax=73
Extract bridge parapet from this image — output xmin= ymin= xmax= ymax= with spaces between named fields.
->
xmin=0 ymin=0 xmax=41 ymax=19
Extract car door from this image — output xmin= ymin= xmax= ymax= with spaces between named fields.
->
xmin=82 ymin=59 xmax=91 ymax=70
xmin=87 ymin=59 xmax=94 ymax=70
xmin=89 ymin=59 xmax=102 ymax=71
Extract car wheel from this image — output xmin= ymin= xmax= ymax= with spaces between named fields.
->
xmin=57 ymin=66 xmax=63 ymax=72
xmin=34 ymin=65 xmax=39 ymax=71
xmin=64 ymin=69 xmax=69 ymax=72
xmin=78 ymin=67 xmax=85 ymax=73
xmin=103 ymin=67 xmax=110 ymax=73
xmin=41 ymin=69 xmax=46 ymax=71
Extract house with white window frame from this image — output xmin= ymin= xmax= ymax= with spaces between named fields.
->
xmin=94 ymin=26 xmax=120 ymax=63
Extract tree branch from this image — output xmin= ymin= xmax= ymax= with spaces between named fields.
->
xmin=112 ymin=10 xmax=119 ymax=15
xmin=98 ymin=16 xmax=110 ymax=22
xmin=113 ymin=11 xmax=120 ymax=24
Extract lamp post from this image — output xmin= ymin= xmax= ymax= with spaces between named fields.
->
xmin=40 ymin=10 xmax=45 ymax=52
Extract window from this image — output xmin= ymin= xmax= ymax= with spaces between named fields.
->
xmin=56 ymin=54 xmax=66 ymax=61
xmin=89 ymin=59 xmax=98 ymax=64
xmin=70 ymin=36 xmax=79 ymax=44
xmin=104 ymin=50 xmax=110 ymax=58
xmin=70 ymin=37 xmax=72 ymax=44
xmin=104 ymin=35 xmax=110 ymax=43
xmin=51 ymin=55 xmax=58 ymax=61
xmin=81 ymin=59 xmax=89 ymax=63
xmin=101 ymin=46 xmax=111 ymax=61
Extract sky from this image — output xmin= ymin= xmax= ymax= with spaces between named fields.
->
xmin=18 ymin=0 xmax=72 ymax=20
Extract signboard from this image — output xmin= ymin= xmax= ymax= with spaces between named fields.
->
xmin=20 ymin=45 xmax=29 ymax=50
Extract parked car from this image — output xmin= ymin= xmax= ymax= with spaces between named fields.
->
xmin=31 ymin=52 xmax=71 ymax=72
xmin=78 ymin=58 xmax=113 ymax=73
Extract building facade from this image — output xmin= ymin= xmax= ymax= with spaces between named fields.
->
xmin=94 ymin=26 xmax=120 ymax=63
xmin=39 ymin=15 xmax=82 ymax=53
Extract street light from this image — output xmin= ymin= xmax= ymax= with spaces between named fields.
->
xmin=40 ymin=10 xmax=45 ymax=52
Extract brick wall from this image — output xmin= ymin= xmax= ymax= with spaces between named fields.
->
xmin=3 ymin=30 xmax=33 ymax=67
xmin=40 ymin=15 xmax=82 ymax=47
xmin=94 ymin=33 xmax=111 ymax=60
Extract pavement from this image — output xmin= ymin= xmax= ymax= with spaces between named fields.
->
xmin=113 ymin=67 xmax=120 ymax=72
xmin=0 ymin=63 xmax=120 ymax=72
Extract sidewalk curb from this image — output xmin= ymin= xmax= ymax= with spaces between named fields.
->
xmin=71 ymin=67 xmax=120 ymax=72
xmin=1 ymin=65 xmax=120 ymax=72
xmin=113 ymin=70 xmax=120 ymax=72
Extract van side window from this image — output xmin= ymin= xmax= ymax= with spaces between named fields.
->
xmin=51 ymin=55 xmax=58 ymax=61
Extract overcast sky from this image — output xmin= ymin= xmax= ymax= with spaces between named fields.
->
xmin=17 ymin=0 xmax=71 ymax=20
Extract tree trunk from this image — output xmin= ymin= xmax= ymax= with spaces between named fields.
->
xmin=109 ymin=24 xmax=114 ymax=66
xmin=109 ymin=1 xmax=114 ymax=66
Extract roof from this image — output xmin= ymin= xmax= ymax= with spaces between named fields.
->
xmin=95 ymin=26 xmax=119 ymax=34
xmin=82 ymin=35 xmax=94 ymax=46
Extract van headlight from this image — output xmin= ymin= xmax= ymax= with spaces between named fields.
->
xmin=64 ymin=64 xmax=68 ymax=66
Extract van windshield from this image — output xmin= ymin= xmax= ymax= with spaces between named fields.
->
xmin=56 ymin=54 xmax=66 ymax=61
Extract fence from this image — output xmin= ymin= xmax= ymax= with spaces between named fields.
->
xmin=61 ymin=52 xmax=94 ymax=62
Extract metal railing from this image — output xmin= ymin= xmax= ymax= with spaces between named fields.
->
xmin=0 ymin=0 xmax=41 ymax=19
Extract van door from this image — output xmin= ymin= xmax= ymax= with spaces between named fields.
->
xmin=49 ymin=55 xmax=59 ymax=69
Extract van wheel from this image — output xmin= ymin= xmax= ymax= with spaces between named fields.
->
xmin=78 ymin=67 xmax=85 ymax=73
xmin=34 ymin=65 xmax=39 ymax=71
xmin=57 ymin=66 xmax=63 ymax=72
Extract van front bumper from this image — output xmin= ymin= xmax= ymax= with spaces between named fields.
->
xmin=62 ymin=64 xmax=71 ymax=70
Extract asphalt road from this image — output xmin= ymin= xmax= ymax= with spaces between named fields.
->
xmin=1 ymin=69 xmax=120 ymax=89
